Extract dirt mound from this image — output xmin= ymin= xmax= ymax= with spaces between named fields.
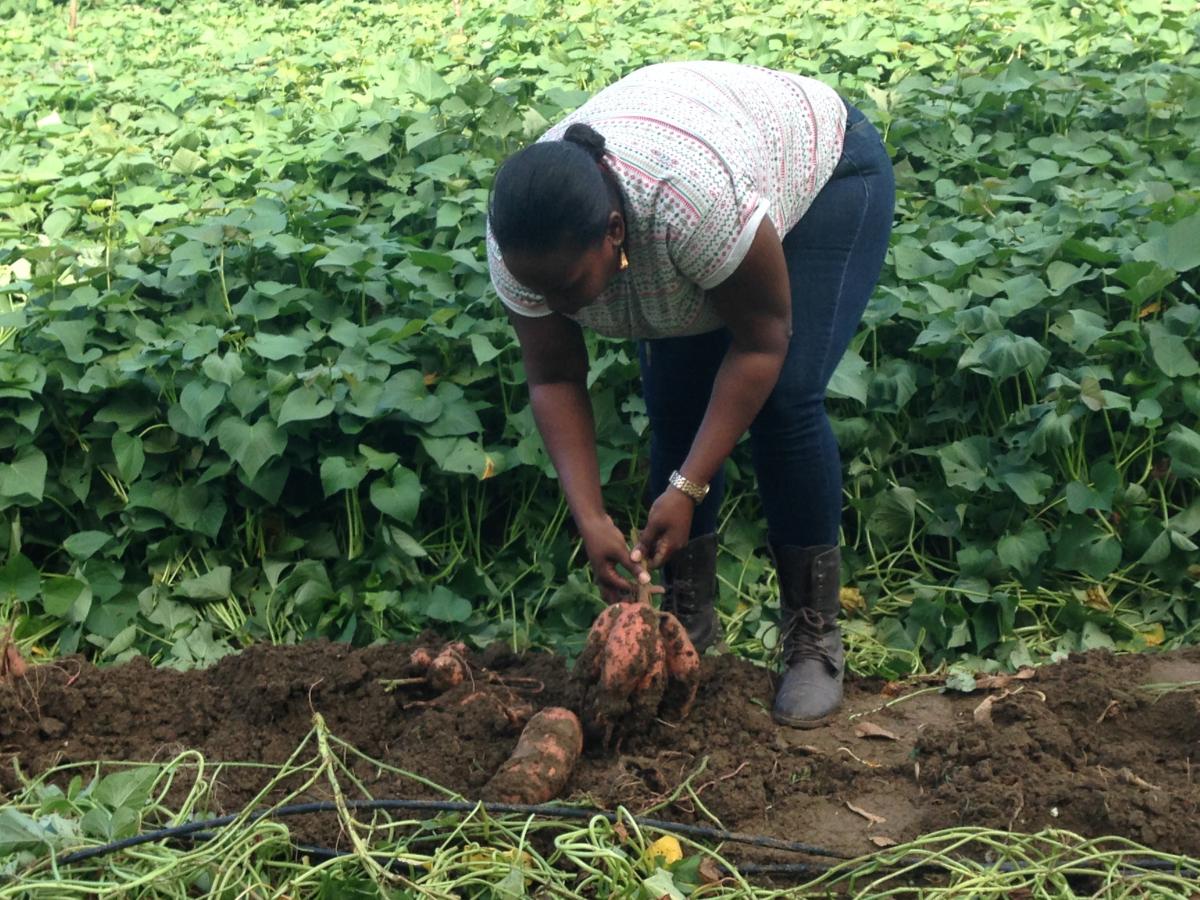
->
xmin=2 ymin=640 xmax=1198 ymax=860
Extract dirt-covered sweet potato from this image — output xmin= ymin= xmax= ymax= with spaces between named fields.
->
xmin=481 ymin=707 xmax=583 ymax=804
xmin=573 ymin=602 xmax=626 ymax=683
xmin=658 ymin=611 xmax=700 ymax=720
xmin=428 ymin=642 xmax=469 ymax=692
xmin=600 ymin=603 xmax=659 ymax=698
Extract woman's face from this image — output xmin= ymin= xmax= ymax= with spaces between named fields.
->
xmin=504 ymin=213 xmax=625 ymax=316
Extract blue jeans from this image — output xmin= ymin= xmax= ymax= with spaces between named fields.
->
xmin=637 ymin=101 xmax=895 ymax=548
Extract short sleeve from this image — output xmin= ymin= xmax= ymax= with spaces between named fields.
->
xmin=667 ymin=166 xmax=769 ymax=291
xmin=486 ymin=225 xmax=554 ymax=318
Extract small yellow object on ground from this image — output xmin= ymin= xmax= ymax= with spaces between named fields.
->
xmin=644 ymin=835 xmax=683 ymax=868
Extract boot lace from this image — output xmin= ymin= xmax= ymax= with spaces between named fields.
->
xmin=781 ymin=607 xmax=836 ymax=667
xmin=663 ymin=576 xmax=701 ymax=617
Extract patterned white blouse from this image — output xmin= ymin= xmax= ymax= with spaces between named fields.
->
xmin=486 ymin=61 xmax=848 ymax=339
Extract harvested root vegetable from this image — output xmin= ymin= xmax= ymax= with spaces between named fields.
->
xmin=408 ymin=647 xmax=435 ymax=670
xmin=386 ymin=642 xmax=469 ymax=694
xmin=428 ymin=642 xmax=468 ymax=692
xmin=0 ymin=627 xmax=26 ymax=681
xmin=658 ymin=611 xmax=700 ymax=720
xmin=600 ymin=603 xmax=659 ymax=699
xmin=574 ymin=602 xmax=624 ymax=682
xmin=482 ymin=707 xmax=583 ymax=804
xmin=575 ymin=581 xmax=704 ymax=750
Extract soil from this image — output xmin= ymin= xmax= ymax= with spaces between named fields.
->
xmin=1 ymin=638 xmax=1198 ymax=869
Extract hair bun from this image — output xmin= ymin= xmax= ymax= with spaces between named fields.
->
xmin=563 ymin=122 xmax=606 ymax=161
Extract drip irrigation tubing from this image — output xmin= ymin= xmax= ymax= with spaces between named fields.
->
xmin=45 ymin=796 xmax=1200 ymax=883
xmin=51 ymin=797 xmax=852 ymax=867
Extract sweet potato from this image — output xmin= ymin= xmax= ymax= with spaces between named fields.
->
xmin=600 ymin=604 xmax=658 ymax=698
xmin=629 ymin=629 xmax=667 ymax=722
xmin=481 ymin=707 xmax=583 ymax=804
xmin=428 ymin=642 xmax=468 ymax=692
xmin=658 ymin=612 xmax=700 ymax=720
xmin=573 ymin=602 xmax=626 ymax=683
xmin=409 ymin=647 xmax=435 ymax=670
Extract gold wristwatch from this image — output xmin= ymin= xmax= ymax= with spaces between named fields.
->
xmin=668 ymin=469 xmax=709 ymax=504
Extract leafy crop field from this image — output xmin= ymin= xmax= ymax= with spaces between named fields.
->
xmin=2 ymin=0 xmax=1199 ymax=676
xmin=1 ymin=0 xmax=1199 ymax=894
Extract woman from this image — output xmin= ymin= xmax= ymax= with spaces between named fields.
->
xmin=486 ymin=61 xmax=895 ymax=727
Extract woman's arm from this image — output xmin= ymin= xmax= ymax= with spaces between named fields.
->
xmin=508 ymin=310 xmax=648 ymax=600
xmin=634 ymin=218 xmax=792 ymax=568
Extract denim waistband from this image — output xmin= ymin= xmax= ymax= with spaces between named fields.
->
xmin=842 ymin=96 xmax=869 ymax=132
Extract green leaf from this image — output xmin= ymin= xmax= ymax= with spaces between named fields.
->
xmin=42 ymin=208 xmax=77 ymax=239
xmin=92 ymin=767 xmax=158 ymax=814
xmin=939 ymin=437 xmax=989 ymax=492
xmin=63 ymin=531 xmax=112 ymax=560
xmin=176 ymin=567 xmax=232 ymax=600
xmin=1133 ymin=213 xmax=1200 ymax=272
xmin=826 ymin=349 xmax=868 ymax=404
xmin=420 ymin=436 xmax=488 ymax=476
xmin=169 ymin=147 xmax=206 ymax=175
xmin=361 ymin=445 xmax=399 ymax=471
xmin=180 ymin=380 xmax=226 ymax=431
xmin=1145 ymin=322 xmax=1200 ymax=377
xmin=1000 ymin=469 xmax=1052 ymax=504
xmin=1065 ymin=480 xmax=1110 ymax=514
xmin=0 ymin=553 xmax=40 ymax=602
xmin=320 ymin=457 xmax=368 ymax=496
xmin=277 ymin=386 xmax=335 ymax=426
xmin=112 ymin=432 xmax=145 ymax=482
xmin=380 ymin=370 xmax=442 ymax=422
xmin=0 ymin=808 xmax=52 ymax=852
xmin=0 ymin=447 xmax=47 ymax=501
xmin=201 ymin=351 xmax=245 ymax=386
xmin=421 ymin=585 xmax=472 ymax=622
xmin=641 ymin=868 xmax=686 ymax=900
xmin=388 ymin=526 xmax=428 ymax=558
xmin=1055 ymin=519 xmax=1122 ymax=580
xmin=369 ymin=466 xmax=422 ymax=523
xmin=216 ymin=417 xmax=288 ymax=481
xmin=315 ymin=244 xmax=365 ymax=269
xmin=42 ymin=576 xmax=92 ymax=622
xmin=1164 ymin=424 xmax=1200 ymax=478
xmin=1028 ymin=158 xmax=1060 ymax=182
xmin=469 ymin=333 xmax=502 ymax=365
xmin=344 ymin=128 xmax=392 ymax=161
xmin=246 ymin=332 xmax=311 ymax=361
xmin=998 ymin=523 xmax=1049 ymax=576
xmin=959 ymin=332 xmax=1050 ymax=380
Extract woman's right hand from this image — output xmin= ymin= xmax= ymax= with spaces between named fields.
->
xmin=579 ymin=514 xmax=650 ymax=604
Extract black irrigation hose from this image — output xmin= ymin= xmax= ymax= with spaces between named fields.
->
xmin=49 ymin=797 xmax=1200 ymax=883
xmin=52 ymin=797 xmax=852 ymax=867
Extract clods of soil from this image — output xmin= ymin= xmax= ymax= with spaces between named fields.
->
xmin=1 ymin=639 xmax=1198 ymax=861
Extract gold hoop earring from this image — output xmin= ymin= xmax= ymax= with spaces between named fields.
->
xmin=619 ymin=247 xmax=629 ymax=272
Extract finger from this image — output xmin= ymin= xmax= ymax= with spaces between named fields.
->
xmin=601 ymin=563 xmax=635 ymax=599
xmin=618 ymin=544 xmax=651 ymax=584
xmin=648 ymin=538 xmax=673 ymax=570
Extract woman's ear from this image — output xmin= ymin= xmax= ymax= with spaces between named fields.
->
xmin=607 ymin=210 xmax=625 ymax=247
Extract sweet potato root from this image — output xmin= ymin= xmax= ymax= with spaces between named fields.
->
xmin=428 ymin=643 xmax=468 ymax=691
xmin=658 ymin=611 xmax=700 ymax=720
xmin=573 ymin=602 xmax=625 ymax=683
xmin=600 ymin=604 xmax=658 ymax=698
xmin=482 ymin=707 xmax=583 ymax=804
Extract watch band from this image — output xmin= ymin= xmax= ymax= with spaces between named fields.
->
xmin=668 ymin=469 xmax=710 ymax=504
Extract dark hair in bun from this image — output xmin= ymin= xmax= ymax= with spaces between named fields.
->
xmin=489 ymin=122 xmax=614 ymax=255
xmin=562 ymin=122 xmax=606 ymax=161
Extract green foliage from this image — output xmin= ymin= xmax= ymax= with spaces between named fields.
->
xmin=0 ymin=0 xmax=1197 ymax=672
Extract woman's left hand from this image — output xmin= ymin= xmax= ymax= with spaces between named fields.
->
xmin=632 ymin=489 xmax=695 ymax=570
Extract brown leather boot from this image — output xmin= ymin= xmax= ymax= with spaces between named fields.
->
xmin=770 ymin=544 xmax=844 ymax=728
xmin=662 ymin=533 xmax=721 ymax=653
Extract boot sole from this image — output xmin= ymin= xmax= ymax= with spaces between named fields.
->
xmin=772 ymin=710 xmax=836 ymax=729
